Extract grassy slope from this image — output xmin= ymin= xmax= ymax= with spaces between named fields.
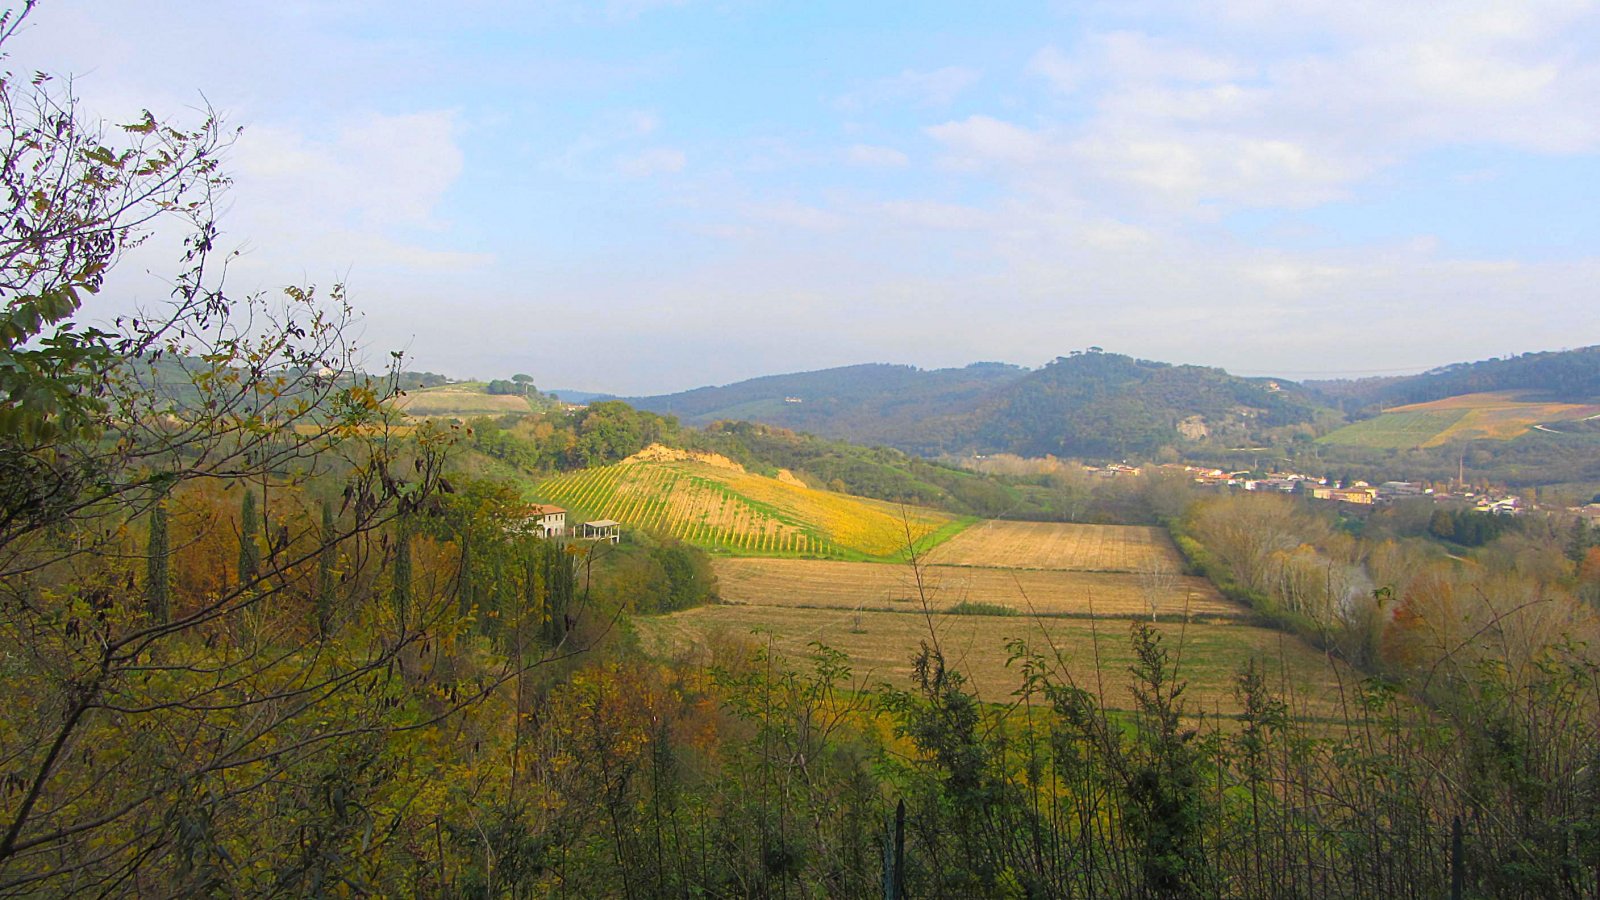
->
xmin=1318 ymin=390 xmax=1600 ymax=449
xmin=533 ymin=456 xmax=973 ymax=562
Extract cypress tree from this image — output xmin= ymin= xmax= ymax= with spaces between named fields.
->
xmin=485 ymin=553 xmax=507 ymax=640
xmin=519 ymin=543 xmax=543 ymax=655
xmin=145 ymin=502 xmax=170 ymax=623
xmin=238 ymin=488 xmax=261 ymax=585
xmin=316 ymin=500 xmax=336 ymax=637
xmin=391 ymin=518 xmax=412 ymax=625
xmin=540 ymin=540 xmax=575 ymax=645
xmin=458 ymin=537 xmax=474 ymax=619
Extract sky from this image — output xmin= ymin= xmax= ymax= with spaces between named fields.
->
xmin=10 ymin=1 xmax=1600 ymax=394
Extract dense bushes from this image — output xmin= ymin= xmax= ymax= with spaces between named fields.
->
xmin=470 ymin=620 xmax=1598 ymax=897
xmin=587 ymin=533 xmax=719 ymax=615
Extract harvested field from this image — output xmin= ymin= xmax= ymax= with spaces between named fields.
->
xmin=635 ymin=605 xmax=1348 ymax=717
xmin=713 ymin=558 xmax=1240 ymax=620
xmin=920 ymin=520 xmax=1181 ymax=572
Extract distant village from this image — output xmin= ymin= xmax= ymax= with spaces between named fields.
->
xmin=1087 ymin=462 xmax=1578 ymax=519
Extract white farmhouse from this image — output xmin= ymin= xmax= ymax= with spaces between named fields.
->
xmin=516 ymin=504 xmax=567 ymax=538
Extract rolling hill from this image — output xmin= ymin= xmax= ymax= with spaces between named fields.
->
xmin=531 ymin=445 xmax=969 ymax=561
xmin=973 ymin=352 xmax=1325 ymax=458
xmin=627 ymin=362 xmax=1026 ymax=453
xmin=628 ymin=352 xmax=1329 ymax=459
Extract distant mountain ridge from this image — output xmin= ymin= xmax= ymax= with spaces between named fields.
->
xmin=627 ymin=352 xmax=1327 ymax=459
xmin=628 ymin=362 xmax=1028 ymax=454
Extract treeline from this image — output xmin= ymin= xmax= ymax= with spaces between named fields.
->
xmin=1427 ymin=506 xmax=1518 ymax=546
xmin=1170 ymin=486 xmax=1600 ymax=698
xmin=469 ymin=400 xmax=681 ymax=472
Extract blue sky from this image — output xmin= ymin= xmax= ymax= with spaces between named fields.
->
xmin=13 ymin=1 xmax=1600 ymax=392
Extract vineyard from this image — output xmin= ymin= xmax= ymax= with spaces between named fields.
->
xmin=534 ymin=457 xmax=967 ymax=560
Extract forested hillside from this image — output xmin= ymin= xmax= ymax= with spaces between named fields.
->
xmin=627 ymin=361 xmax=1025 ymax=453
xmin=629 ymin=352 xmax=1331 ymax=460
xmin=1309 ymin=346 xmax=1600 ymax=413
xmin=974 ymin=352 xmax=1327 ymax=458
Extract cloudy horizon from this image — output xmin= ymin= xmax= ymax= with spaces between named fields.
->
xmin=11 ymin=1 xmax=1599 ymax=394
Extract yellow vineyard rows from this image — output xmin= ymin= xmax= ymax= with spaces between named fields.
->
xmin=535 ymin=459 xmax=955 ymax=559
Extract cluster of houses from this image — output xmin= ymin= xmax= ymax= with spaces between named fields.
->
xmin=1135 ymin=463 xmax=1532 ymax=515
xmin=1072 ymin=459 xmax=1600 ymax=528
xmin=514 ymin=504 xmax=622 ymax=542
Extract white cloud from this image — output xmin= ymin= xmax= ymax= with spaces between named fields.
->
xmin=846 ymin=144 xmax=910 ymax=167
xmin=236 ymin=111 xmax=465 ymax=231
xmin=1239 ymin=260 xmax=1354 ymax=295
xmin=221 ymin=110 xmax=490 ymax=279
xmin=1092 ymin=31 xmax=1250 ymax=84
xmin=876 ymin=200 xmax=993 ymax=230
xmin=1012 ymin=4 xmax=1600 ymax=215
xmin=1079 ymin=220 xmax=1154 ymax=251
xmin=1030 ymin=46 xmax=1078 ymax=93
xmin=1072 ymin=131 xmax=1363 ymax=208
xmin=625 ymin=110 xmax=661 ymax=136
xmin=839 ymin=66 xmax=982 ymax=110
xmin=616 ymin=146 xmax=687 ymax=177
xmin=743 ymin=200 xmax=846 ymax=232
xmin=926 ymin=116 xmax=1049 ymax=166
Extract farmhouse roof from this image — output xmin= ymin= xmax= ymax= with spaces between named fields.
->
xmin=522 ymin=504 xmax=566 ymax=517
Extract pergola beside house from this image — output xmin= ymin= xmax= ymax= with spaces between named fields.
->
xmin=582 ymin=519 xmax=621 ymax=543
